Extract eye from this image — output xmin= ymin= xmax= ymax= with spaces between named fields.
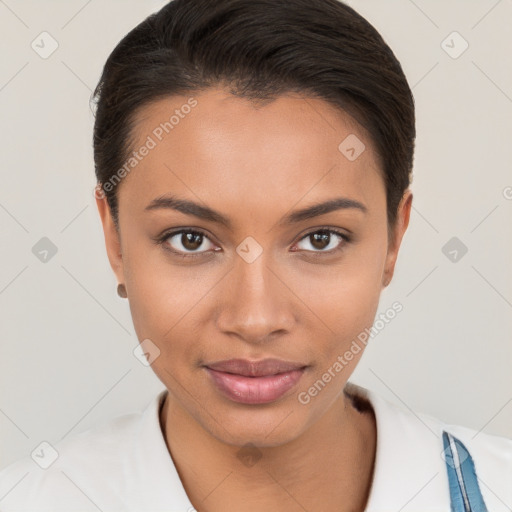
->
xmin=293 ymin=228 xmax=350 ymax=254
xmin=157 ymin=229 xmax=218 ymax=257
xmin=154 ymin=227 xmax=351 ymax=259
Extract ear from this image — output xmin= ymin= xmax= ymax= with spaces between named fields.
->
xmin=382 ymin=189 xmax=413 ymax=288
xmin=95 ymin=186 xmax=125 ymax=285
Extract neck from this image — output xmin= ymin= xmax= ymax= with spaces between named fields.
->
xmin=159 ymin=385 xmax=376 ymax=512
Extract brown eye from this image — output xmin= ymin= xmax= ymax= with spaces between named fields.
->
xmin=163 ymin=230 xmax=216 ymax=255
xmin=180 ymin=232 xmax=203 ymax=251
xmin=310 ymin=231 xmax=330 ymax=250
xmin=294 ymin=229 xmax=349 ymax=253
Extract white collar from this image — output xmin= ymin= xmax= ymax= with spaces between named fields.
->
xmin=355 ymin=384 xmax=450 ymax=510
xmin=132 ymin=384 xmax=451 ymax=510
xmin=2 ymin=384 xmax=509 ymax=510
xmin=122 ymin=388 xmax=194 ymax=510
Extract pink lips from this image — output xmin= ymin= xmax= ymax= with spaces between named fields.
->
xmin=204 ymin=358 xmax=307 ymax=404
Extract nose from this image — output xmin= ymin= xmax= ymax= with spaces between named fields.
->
xmin=215 ymin=251 xmax=296 ymax=344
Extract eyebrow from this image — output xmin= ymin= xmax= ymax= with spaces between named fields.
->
xmin=144 ymin=194 xmax=367 ymax=229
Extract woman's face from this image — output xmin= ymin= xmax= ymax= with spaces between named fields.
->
xmin=97 ymin=87 xmax=412 ymax=447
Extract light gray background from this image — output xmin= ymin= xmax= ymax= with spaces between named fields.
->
xmin=1 ymin=0 xmax=511 ymax=470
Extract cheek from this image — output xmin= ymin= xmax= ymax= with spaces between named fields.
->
xmin=125 ymin=249 xmax=221 ymax=367
xmin=126 ymin=269 xmax=208 ymax=389
xmin=297 ymin=245 xmax=385 ymax=329
xmin=293 ymin=264 xmax=382 ymax=406
xmin=294 ymin=240 xmax=386 ymax=371
xmin=127 ymin=267 xmax=206 ymax=338
xmin=304 ymin=278 xmax=381 ymax=373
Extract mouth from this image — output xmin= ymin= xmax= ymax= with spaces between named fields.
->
xmin=203 ymin=358 xmax=308 ymax=404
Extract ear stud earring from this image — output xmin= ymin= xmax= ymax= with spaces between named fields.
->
xmin=117 ymin=283 xmax=128 ymax=298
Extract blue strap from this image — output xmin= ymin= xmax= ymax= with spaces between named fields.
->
xmin=442 ymin=430 xmax=488 ymax=512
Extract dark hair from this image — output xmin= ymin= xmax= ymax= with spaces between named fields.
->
xmin=92 ymin=0 xmax=415 ymax=232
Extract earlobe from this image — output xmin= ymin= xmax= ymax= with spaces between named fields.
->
xmin=95 ymin=188 xmax=125 ymax=284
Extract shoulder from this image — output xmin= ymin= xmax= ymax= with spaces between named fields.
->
xmin=0 ymin=409 xmax=143 ymax=511
xmin=432 ymin=413 xmax=512 ymax=511
xmin=439 ymin=419 xmax=512 ymax=501
xmin=346 ymin=382 xmax=512 ymax=511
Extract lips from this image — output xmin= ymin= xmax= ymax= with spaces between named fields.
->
xmin=203 ymin=358 xmax=308 ymax=404
xmin=204 ymin=358 xmax=307 ymax=377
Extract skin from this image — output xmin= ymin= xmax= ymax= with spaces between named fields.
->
xmin=96 ymin=86 xmax=412 ymax=511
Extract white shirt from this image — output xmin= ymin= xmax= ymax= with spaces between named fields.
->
xmin=0 ymin=383 xmax=511 ymax=511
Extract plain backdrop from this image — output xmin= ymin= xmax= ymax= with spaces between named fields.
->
xmin=1 ymin=0 xmax=511 ymax=470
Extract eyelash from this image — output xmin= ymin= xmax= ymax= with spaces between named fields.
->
xmin=154 ymin=227 xmax=351 ymax=259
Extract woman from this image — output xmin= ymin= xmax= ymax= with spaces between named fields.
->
xmin=1 ymin=0 xmax=510 ymax=510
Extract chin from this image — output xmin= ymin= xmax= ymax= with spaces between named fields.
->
xmin=198 ymin=401 xmax=310 ymax=449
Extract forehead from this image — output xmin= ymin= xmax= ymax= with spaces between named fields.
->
xmin=118 ymin=87 xmax=384 ymax=225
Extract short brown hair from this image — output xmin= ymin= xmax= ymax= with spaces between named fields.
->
xmin=92 ymin=0 xmax=415 ymax=231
